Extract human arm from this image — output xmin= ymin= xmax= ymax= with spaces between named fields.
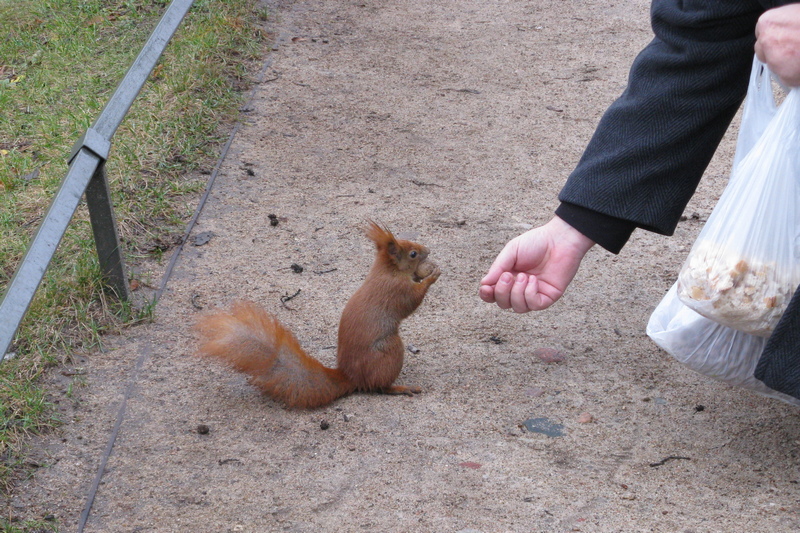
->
xmin=478 ymin=217 xmax=595 ymax=312
xmin=755 ymin=3 xmax=800 ymax=87
xmin=558 ymin=0 xmax=764 ymax=238
xmin=480 ymin=1 xmax=768 ymax=313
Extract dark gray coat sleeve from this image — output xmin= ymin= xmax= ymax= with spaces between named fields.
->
xmin=557 ymin=0 xmax=766 ymax=253
xmin=755 ymin=289 xmax=800 ymax=398
xmin=554 ymin=0 xmax=800 ymax=399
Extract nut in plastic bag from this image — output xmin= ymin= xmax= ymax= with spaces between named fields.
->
xmin=677 ymin=241 xmax=798 ymax=337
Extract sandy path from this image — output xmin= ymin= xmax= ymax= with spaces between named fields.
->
xmin=8 ymin=0 xmax=800 ymax=531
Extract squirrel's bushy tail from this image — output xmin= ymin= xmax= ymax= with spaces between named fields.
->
xmin=196 ymin=300 xmax=355 ymax=408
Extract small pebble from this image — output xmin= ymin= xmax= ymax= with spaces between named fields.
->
xmin=534 ymin=347 xmax=566 ymax=363
xmin=522 ymin=417 xmax=565 ymax=437
xmin=578 ymin=412 xmax=594 ymax=424
xmin=196 ymin=424 xmax=210 ymax=435
xmin=320 ymin=420 xmax=330 ymax=430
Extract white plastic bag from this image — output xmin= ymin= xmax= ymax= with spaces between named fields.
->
xmin=647 ymin=57 xmax=800 ymax=404
xmin=676 ymin=60 xmax=800 ymax=337
xmin=647 ymin=286 xmax=800 ymax=405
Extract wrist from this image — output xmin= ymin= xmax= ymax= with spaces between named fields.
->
xmin=549 ymin=215 xmax=596 ymax=255
xmin=554 ymin=202 xmax=635 ymax=254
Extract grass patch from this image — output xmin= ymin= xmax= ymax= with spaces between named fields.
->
xmin=0 ymin=518 xmax=58 ymax=533
xmin=0 ymin=0 xmax=268 ymax=496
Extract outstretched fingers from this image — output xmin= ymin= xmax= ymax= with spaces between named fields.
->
xmin=510 ymin=273 xmax=539 ymax=313
xmin=484 ymin=272 xmax=556 ymax=313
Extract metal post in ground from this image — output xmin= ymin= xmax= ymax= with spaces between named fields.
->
xmin=0 ymin=0 xmax=195 ymax=360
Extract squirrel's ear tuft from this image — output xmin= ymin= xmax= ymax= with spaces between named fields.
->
xmin=365 ymin=220 xmax=396 ymax=248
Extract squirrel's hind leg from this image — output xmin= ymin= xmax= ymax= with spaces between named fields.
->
xmin=377 ymin=384 xmax=421 ymax=396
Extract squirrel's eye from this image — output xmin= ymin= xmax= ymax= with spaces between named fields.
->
xmin=409 ymin=250 xmax=418 ymax=259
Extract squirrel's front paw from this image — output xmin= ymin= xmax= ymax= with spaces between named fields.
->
xmin=426 ymin=266 xmax=441 ymax=284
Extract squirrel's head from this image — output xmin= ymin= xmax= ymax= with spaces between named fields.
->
xmin=366 ymin=220 xmax=430 ymax=274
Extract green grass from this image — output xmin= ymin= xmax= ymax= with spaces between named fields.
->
xmin=0 ymin=0 xmax=268 ymax=502
xmin=0 ymin=517 xmax=58 ymax=533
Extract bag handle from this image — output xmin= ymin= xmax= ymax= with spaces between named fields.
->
xmin=733 ymin=57 xmax=778 ymax=168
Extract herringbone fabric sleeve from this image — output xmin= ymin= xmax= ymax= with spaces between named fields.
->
xmin=558 ymin=0 xmax=764 ymax=240
xmin=755 ymin=286 xmax=800 ymax=398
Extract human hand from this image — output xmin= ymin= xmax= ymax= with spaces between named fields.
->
xmin=755 ymin=4 xmax=800 ymax=87
xmin=479 ymin=216 xmax=595 ymax=313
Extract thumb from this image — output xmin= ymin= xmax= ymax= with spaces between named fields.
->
xmin=480 ymin=240 xmax=520 ymax=286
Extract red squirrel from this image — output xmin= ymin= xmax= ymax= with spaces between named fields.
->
xmin=195 ymin=221 xmax=440 ymax=408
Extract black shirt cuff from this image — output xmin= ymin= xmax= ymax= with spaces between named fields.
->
xmin=555 ymin=202 xmax=636 ymax=255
